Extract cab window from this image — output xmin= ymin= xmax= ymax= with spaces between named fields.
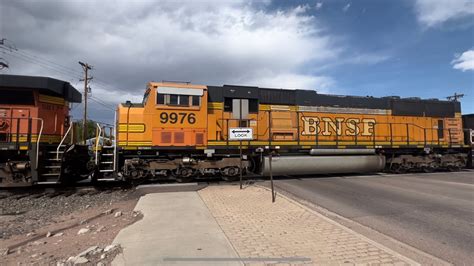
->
xmin=156 ymin=92 xmax=200 ymax=107
xmin=178 ymin=95 xmax=189 ymax=106
xmin=169 ymin=94 xmax=179 ymax=105
xmin=192 ymin=96 xmax=200 ymax=106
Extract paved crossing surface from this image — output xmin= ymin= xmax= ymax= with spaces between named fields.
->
xmin=272 ymin=171 xmax=474 ymax=265
xmin=200 ymin=185 xmax=416 ymax=265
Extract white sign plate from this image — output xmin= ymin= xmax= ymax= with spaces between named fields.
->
xmin=229 ymin=127 xmax=253 ymax=140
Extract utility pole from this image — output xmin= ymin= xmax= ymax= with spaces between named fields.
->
xmin=446 ymin=93 xmax=464 ymax=102
xmin=79 ymin=61 xmax=92 ymax=143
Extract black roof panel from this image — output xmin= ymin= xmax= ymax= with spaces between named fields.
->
xmin=206 ymin=85 xmax=461 ymax=117
xmin=0 ymin=74 xmax=82 ymax=103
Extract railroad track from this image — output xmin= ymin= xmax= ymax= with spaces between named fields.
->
xmin=0 ymin=180 xmax=131 ymax=201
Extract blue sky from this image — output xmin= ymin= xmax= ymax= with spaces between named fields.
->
xmin=1 ymin=0 xmax=473 ymax=122
xmin=269 ymin=0 xmax=474 ymax=112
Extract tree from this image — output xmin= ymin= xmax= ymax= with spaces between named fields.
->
xmin=75 ymin=120 xmax=99 ymax=141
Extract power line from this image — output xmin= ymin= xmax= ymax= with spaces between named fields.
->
xmin=89 ymin=96 xmax=116 ymax=111
xmin=1 ymin=38 xmax=136 ymax=104
xmin=0 ymin=44 xmax=82 ymax=77
xmin=2 ymin=45 xmax=132 ymax=95
xmin=1 ymin=49 xmax=82 ymax=82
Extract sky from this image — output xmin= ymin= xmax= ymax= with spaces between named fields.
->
xmin=0 ymin=0 xmax=473 ymax=123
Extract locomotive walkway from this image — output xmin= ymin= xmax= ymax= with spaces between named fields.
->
xmin=111 ymin=184 xmax=419 ymax=265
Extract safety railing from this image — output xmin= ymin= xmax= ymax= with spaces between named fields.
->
xmin=95 ymin=123 xmax=102 ymax=165
xmin=0 ymin=117 xmax=35 ymax=145
xmin=94 ymin=121 xmax=116 ymax=171
xmin=34 ymin=118 xmax=43 ymax=170
xmin=56 ymin=122 xmax=74 ymax=160
xmin=214 ymin=112 xmax=464 ymax=149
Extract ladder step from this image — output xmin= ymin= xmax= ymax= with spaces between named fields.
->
xmin=36 ymin=181 xmax=60 ymax=185
xmin=102 ymin=146 xmax=114 ymax=148
xmin=47 ymin=159 xmax=61 ymax=161
xmin=97 ymin=178 xmax=116 ymax=181
xmin=44 ymin=166 xmax=61 ymax=169
xmin=100 ymin=161 xmax=113 ymax=164
xmin=48 ymin=151 xmax=64 ymax=154
xmin=99 ymin=169 xmax=114 ymax=173
xmin=41 ymin=173 xmax=60 ymax=176
xmin=101 ymin=154 xmax=114 ymax=156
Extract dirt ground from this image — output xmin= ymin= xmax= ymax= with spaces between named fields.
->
xmin=0 ymin=187 xmax=142 ymax=265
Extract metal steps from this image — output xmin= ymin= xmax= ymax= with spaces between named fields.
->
xmin=39 ymin=146 xmax=64 ymax=181
xmin=98 ymin=146 xmax=115 ymax=174
xmin=99 ymin=169 xmax=114 ymax=173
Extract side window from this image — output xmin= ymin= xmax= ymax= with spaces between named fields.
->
xmin=437 ymin=119 xmax=444 ymax=139
xmin=157 ymin=93 xmax=165 ymax=105
xmin=224 ymin=98 xmax=233 ymax=112
xmin=192 ymin=96 xmax=200 ymax=106
xmin=249 ymin=99 xmax=258 ymax=113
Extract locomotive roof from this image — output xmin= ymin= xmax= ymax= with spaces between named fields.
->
xmin=207 ymin=85 xmax=461 ymax=118
xmin=0 ymin=74 xmax=82 ymax=103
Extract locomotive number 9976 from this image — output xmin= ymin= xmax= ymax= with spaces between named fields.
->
xmin=160 ymin=112 xmax=196 ymax=124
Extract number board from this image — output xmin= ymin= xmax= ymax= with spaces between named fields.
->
xmin=229 ymin=128 xmax=253 ymax=140
xmin=159 ymin=112 xmax=196 ymax=124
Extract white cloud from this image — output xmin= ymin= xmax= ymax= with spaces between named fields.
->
xmin=316 ymin=2 xmax=323 ymax=10
xmin=342 ymin=3 xmax=351 ymax=12
xmin=2 ymin=1 xmax=338 ymax=102
xmin=414 ymin=0 xmax=474 ymax=27
xmin=452 ymin=49 xmax=474 ymax=71
xmin=0 ymin=0 xmax=384 ymax=121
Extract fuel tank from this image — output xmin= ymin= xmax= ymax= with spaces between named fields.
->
xmin=261 ymin=155 xmax=385 ymax=176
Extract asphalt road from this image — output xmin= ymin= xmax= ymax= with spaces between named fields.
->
xmin=272 ymin=171 xmax=474 ymax=265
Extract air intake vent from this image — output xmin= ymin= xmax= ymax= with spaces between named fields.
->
xmin=161 ymin=132 xmax=171 ymax=143
xmin=195 ymin=133 xmax=204 ymax=145
xmin=174 ymin=132 xmax=184 ymax=143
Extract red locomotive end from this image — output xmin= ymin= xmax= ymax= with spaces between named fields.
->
xmin=0 ymin=74 xmax=87 ymax=187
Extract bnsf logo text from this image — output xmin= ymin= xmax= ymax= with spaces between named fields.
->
xmin=301 ymin=117 xmax=376 ymax=136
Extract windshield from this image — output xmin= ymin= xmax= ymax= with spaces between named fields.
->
xmin=142 ymin=89 xmax=150 ymax=105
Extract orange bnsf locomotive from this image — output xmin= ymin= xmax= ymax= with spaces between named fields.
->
xmin=92 ymin=81 xmax=471 ymax=183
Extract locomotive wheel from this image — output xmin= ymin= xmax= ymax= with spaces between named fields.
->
xmin=221 ymin=167 xmax=240 ymax=181
xmin=174 ymin=168 xmax=194 ymax=183
xmin=391 ymin=164 xmax=405 ymax=174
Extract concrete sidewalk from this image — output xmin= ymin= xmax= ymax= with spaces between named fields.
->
xmin=112 ymin=192 xmax=241 ymax=266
